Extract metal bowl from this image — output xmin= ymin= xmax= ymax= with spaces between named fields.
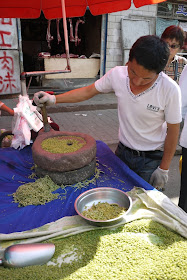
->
xmin=74 ymin=187 xmax=132 ymax=226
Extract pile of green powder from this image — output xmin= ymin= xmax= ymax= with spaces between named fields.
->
xmin=82 ymin=202 xmax=127 ymax=220
xmin=12 ymin=176 xmax=61 ymax=207
xmin=0 ymin=219 xmax=186 ymax=280
xmin=12 ymin=162 xmax=103 ymax=207
xmin=41 ymin=136 xmax=86 ymax=153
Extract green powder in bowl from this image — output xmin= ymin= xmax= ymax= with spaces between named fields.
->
xmin=81 ymin=202 xmax=127 ymax=220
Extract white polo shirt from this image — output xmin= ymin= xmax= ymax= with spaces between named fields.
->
xmin=95 ymin=66 xmax=182 ymax=151
xmin=179 ymin=64 xmax=187 ymax=119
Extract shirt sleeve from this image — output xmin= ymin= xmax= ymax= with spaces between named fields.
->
xmin=95 ymin=68 xmax=115 ymax=93
xmin=164 ymin=82 xmax=182 ymax=124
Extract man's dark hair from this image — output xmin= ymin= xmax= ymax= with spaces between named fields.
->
xmin=129 ymin=35 xmax=169 ymax=74
xmin=161 ymin=25 xmax=185 ymax=49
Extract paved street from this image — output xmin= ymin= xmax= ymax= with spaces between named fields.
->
xmin=0 ymin=93 xmax=181 ymax=206
xmin=50 ymin=109 xmax=119 ymax=146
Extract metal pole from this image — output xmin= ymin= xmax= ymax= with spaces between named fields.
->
xmin=17 ymin=18 xmax=27 ymax=96
xmin=100 ymin=14 xmax=108 ymax=77
xmin=21 ymin=78 xmax=27 ymax=96
xmin=61 ymin=0 xmax=71 ymax=71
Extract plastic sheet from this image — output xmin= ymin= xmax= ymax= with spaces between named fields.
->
xmin=0 ymin=140 xmax=153 ymax=234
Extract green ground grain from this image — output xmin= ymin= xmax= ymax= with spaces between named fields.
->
xmin=82 ymin=202 xmax=127 ymax=220
xmin=41 ymin=136 xmax=86 ymax=153
xmin=11 ymin=176 xmax=63 ymax=207
xmin=11 ymin=163 xmax=104 ymax=207
xmin=0 ymin=219 xmax=186 ymax=280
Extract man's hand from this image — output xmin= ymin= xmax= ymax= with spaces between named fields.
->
xmin=149 ymin=167 xmax=169 ymax=191
xmin=33 ymin=91 xmax=56 ymax=107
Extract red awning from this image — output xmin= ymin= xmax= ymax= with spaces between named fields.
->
xmin=0 ymin=0 xmax=167 ymax=19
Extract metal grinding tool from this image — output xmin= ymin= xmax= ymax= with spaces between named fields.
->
xmin=32 ymin=92 xmax=51 ymax=132
xmin=41 ymin=103 xmax=51 ymax=132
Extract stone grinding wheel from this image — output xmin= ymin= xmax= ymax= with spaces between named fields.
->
xmin=35 ymin=159 xmax=96 ymax=185
xmin=32 ymin=129 xmax=97 ymax=185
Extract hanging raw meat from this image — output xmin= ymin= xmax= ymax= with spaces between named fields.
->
xmin=75 ymin=19 xmax=85 ymax=46
xmin=46 ymin=20 xmax=54 ymax=49
xmin=56 ymin=19 xmax=62 ymax=44
xmin=68 ymin=18 xmax=75 ymax=42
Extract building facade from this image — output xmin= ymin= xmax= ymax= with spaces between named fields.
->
xmin=0 ymin=1 xmax=187 ymax=95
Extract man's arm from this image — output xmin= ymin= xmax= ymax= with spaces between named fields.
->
xmin=149 ymin=123 xmax=180 ymax=190
xmin=160 ymin=123 xmax=180 ymax=170
xmin=0 ymin=101 xmax=14 ymax=116
xmin=33 ymin=84 xmax=101 ymax=107
xmin=56 ymin=84 xmax=100 ymax=103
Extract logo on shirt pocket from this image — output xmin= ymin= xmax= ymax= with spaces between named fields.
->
xmin=147 ymin=104 xmax=160 ymax=112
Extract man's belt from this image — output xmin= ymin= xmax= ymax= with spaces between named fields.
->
xmin=119 ymin=142 xmax=163 ymax=160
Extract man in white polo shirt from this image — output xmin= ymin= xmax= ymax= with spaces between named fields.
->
xmin=33 ymin=35 xmax=182 ymax=191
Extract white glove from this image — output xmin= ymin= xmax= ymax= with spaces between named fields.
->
xmin=33 ymin=91 xmax=56 ymax=107
xmin=149 ymin=167 xmax=169 ymax=191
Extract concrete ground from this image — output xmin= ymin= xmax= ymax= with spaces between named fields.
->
xmin=0 ymin=92 xmax=181 ymax=205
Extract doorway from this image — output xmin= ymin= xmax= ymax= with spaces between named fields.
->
xmin=20 ymin=10 xmax=102 ymax=87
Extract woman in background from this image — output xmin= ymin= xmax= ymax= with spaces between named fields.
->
xmin=161 ymin=25 xmax=187 ymax=83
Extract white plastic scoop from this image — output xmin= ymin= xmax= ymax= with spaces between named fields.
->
xmin=0 ymin=243 xmax=55 ymax=268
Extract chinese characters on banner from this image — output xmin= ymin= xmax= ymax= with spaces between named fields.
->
xmin=176 ymin=5 xmax=187 ymax=16
xmin=0 ymin=18 xmax=21 ymax=94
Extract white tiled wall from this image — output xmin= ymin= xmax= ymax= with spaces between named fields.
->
xmin=105 ymin=3 xmax=158 ymax=73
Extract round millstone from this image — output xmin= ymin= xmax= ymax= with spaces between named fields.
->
xmin=32 ymin=129 xmax=96 ymax=172
xmin=35 ymin=158 xmax=96 ymax=185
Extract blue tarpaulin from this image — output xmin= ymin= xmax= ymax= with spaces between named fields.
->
xmin=0 ymin=141 xmax=153 ymax=234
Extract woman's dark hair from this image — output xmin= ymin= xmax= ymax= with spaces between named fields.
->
xmin=161 ymin=25 xmax=185 ymax=48
xmin=129 ymin=35 xmax=169 ymax=74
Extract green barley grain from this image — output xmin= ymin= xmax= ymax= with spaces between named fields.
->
xmin=12 ymin=176 xmax=62 ymax=207
xmin=0 ymin=219 xmax=186 ymax=280
xmin=41 ymin=136 xmax=86 ymax=153
xmin=82 ymin=202 xmax=127 ymax=220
